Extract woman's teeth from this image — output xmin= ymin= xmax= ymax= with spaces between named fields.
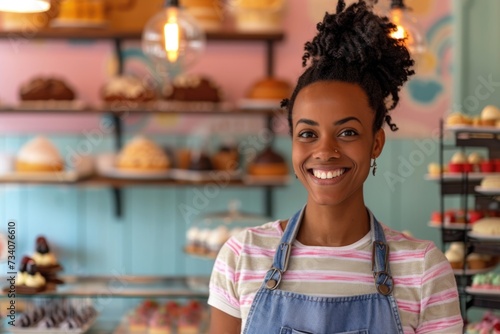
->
xmin=312 ymin=169 xmax=345 ymax=180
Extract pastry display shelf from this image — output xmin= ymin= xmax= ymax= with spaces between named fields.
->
xmin=0 ymin=175 xmax=291 ymax=188
xmin=0 ymin=275 xmax=209 ymax=299
xmin=0 ymin=107 xmax=283 ymax=116
xmin=0 ymin=28 xmax=284 ymax=42
xmin=469 ymin=240 xmax=500 ymax=257
xmin=466 ymin=294 xmax=500 ymax=311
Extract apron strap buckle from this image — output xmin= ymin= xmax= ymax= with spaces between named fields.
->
xmin=265 ymin=268 xmax=283 ymax=290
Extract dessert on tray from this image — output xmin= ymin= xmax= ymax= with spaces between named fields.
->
xmin=247 ymin=146 xmax=288 ymax=177
xmin=163 ymin=75 xmax=223 ymax=103
xmin=32 ymin=235 xmax=64 ymax=283
xmin=116 ymin=136 xmax=171 ymax=172
xmin=15 ymin=136 xmax=65 ymax=173
xmin=101 ymin=75 xmax=157 ymax=104
xmin=19 ymin=76 xmax=76 ymax=101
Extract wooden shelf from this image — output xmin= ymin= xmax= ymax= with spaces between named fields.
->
xmin=1 ymin=275 xmax=210 ymax=298
xmin=0 ymin=106 xmax=283 ymax=116
xmin=0 ymin=28 xmax=284 ymax=42
xmin=0 ymin=175 xmax=291 ymax=188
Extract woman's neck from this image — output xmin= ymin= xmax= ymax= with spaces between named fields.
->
xmin=296 ymin=195 xmax=370 ymax=247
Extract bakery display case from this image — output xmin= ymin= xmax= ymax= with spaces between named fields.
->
xmin=426 ymin=118 xmax=500 ymax=321
xmin=0 ymin=25 xmax=287 ymax=333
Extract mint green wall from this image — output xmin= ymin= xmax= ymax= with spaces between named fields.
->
xmin=0 ymin=134 xmax=448 ymax=279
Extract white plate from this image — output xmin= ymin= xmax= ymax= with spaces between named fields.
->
xmin=96 ymin=154 xmax=171 ymax=180
xmin=475 ymin=186 xmax=500 ymax=195
xmin=424 ymin=173 xmax=500 ymax=181
xmin=170 ymin=168 xmax=242 ymax=182
xmin=156 ymin=100 xmax=233 ymax=112
xmin=445 ymin=125 xmax=500 ymax=133
xmin=427 ymin=221 xmax=471 ymax=230
xmin=0 ymin=156 xmax=94 ymax=182
xmin=467 ymin=232 xmax=500 ymax=241
xmin=15 ymin=100 xmax=88 ymax=111
xmin=465 ymin=287 xmax=500 ymax=296
xmin=243 ymin=174 xmax=291 ymax=185
xmin=238 ymin=99 xmax=283 ymax=110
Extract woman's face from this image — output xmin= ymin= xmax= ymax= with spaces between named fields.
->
xmin=292 ymin=81 xmax=385 ymax=207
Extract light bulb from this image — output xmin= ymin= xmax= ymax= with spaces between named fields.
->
xmin=164 ymin=8 xmax=180 ymax=63
xmin=142 ymin=6 xmax=205 ymax=69
xmin=0 ymin=0 xmax=50 ymax=13
xmin=388 ymin=5 xmax=425 ymax=55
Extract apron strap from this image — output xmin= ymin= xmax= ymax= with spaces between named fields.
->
xmin=264 ymin=206 xmax=395 ymax=295
xmin=371 ymin=215 xmax=394 ymax=296
xmin=264 ymin=206 xmax=304 ymax=290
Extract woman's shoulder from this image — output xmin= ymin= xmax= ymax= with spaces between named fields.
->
xmin=381 ymin=223 xmax=437 ymax=253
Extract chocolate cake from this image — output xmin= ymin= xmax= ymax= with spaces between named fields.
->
xmin=164 ymin=75 xmax=222 ymax=102
xmin=20 ymin=77 xmax=76 ymax=101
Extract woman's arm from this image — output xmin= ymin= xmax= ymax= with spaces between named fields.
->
xmin=208 ymin=306 xmax=242 ymax=334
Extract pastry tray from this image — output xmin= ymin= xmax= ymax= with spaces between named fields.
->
xmin=170 ymin=168 xmax=242 ymax=182
xmin=96 ymin=154 xmax=172 ymax=180
xmin=10 ymin=313 xmax=98 ymax=334
xmin=238 ymin=98 xmax=283 ymax=110
xmin=0 ymin=156 xmax=94 ymax=183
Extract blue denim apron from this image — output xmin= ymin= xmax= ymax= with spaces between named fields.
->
xmin=243 ymin=207 xmax=404 ymax=334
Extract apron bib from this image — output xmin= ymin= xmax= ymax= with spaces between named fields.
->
xmin=242 ymin=206 xmax=404 ymax=334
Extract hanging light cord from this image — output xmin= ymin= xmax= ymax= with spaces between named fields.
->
xmin=390 ymin=0 xmax=406 ymax=9
xmin=165 ymin=0 xmax=179 ymax=7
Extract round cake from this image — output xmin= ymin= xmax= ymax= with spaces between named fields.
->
xmin=163 ymin=75 xmax=222 ymax=102
xmin=248 ymin=146 xmax=288 ymax=176
xmin=101 ymin=76 xmax=157 ymax=103
xmin=472 ymin=218 xmax=500 ymax=235
xmin=20 ymin=77 xmax=76 ymax=101
xmin=481 ymin=176 xmax=500 ymax=189
xmin=180 ymin=0 xmax=224 ymax=31
xmin=16 ymin=136 xmax=64 ymax=172
xmin=212 ymin=145 xmax=239 ymax=171
xmin=481 ymin=105 xmax=500 ymax=126
xmin=246 ymin=77 xmax=291 ymax=100
xmin=117 ymin=136 xmax=170 ymax=171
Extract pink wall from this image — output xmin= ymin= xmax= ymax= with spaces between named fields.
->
xmin=0 ymin=0 xmax=451 ymax=137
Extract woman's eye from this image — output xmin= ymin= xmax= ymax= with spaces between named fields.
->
xmin=298 ymin=131 xmax=316 ymax=138
xmin=339 ymin=129 xmax=358 ymax=137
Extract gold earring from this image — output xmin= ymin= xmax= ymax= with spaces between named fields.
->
xmin=371 ymin=158 xmax=377 ymax=176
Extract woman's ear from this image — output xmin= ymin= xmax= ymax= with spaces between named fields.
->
xmin=372 ymin=128 xmax=385 ymax=158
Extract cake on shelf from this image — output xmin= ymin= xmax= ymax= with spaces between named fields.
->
xmin=116 ymin=136 xmax=171 ymax=171
xmin=246 ymin=77 xmax=291 ymax=101
xmin=163 ymin=75 xmax=223 ymax=103
xmin=15 ymin=136 xmax=65 ymax=173
xmin=19 ymin=77 xmax=76 ymax=101
xmin=212 ymin=144 xmax=239 ymax=171
xmin=247 ymin=146 xmax=288 ymax=177
xmin=101 ymin=75 xmax=157 ymax=104
xmin=32 ymin=235 xmax=63 ymax=283
xmin=231 ymin=0 xmax=285 ymax=32
xmin=180 ymin=0 xmax=224 ymax=31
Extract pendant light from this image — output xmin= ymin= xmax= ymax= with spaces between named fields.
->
xmin=0 ymin=0 xmax=50 ymax=13
xmin=388 ymin=0 xmax=425 ymax=55
xmin=142 ymin=0 xmax=205 ymax=70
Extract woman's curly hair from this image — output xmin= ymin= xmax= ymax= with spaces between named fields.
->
xmin=282 ymin=0 xmax=415 ymax=134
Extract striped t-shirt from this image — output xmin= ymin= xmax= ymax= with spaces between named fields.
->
xmin=208 ymin=215 xmax=463 ymax=333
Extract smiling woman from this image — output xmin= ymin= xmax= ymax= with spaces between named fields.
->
xmin=208 ymin=1 xmax=463 ymax=333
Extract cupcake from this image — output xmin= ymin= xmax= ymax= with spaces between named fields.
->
xmin=16 ymin=136 xmax=64 ymax=172
xmin=480 ymin=105 xmax=500 ymax=126
xmin=448 ymin=152 xmax=468 ymax=173
xmin=444 ymin=242 xmax=465 ymax=270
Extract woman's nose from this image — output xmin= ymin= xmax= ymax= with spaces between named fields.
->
xmin=312 ymin=139 xmax=341 ymax=161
